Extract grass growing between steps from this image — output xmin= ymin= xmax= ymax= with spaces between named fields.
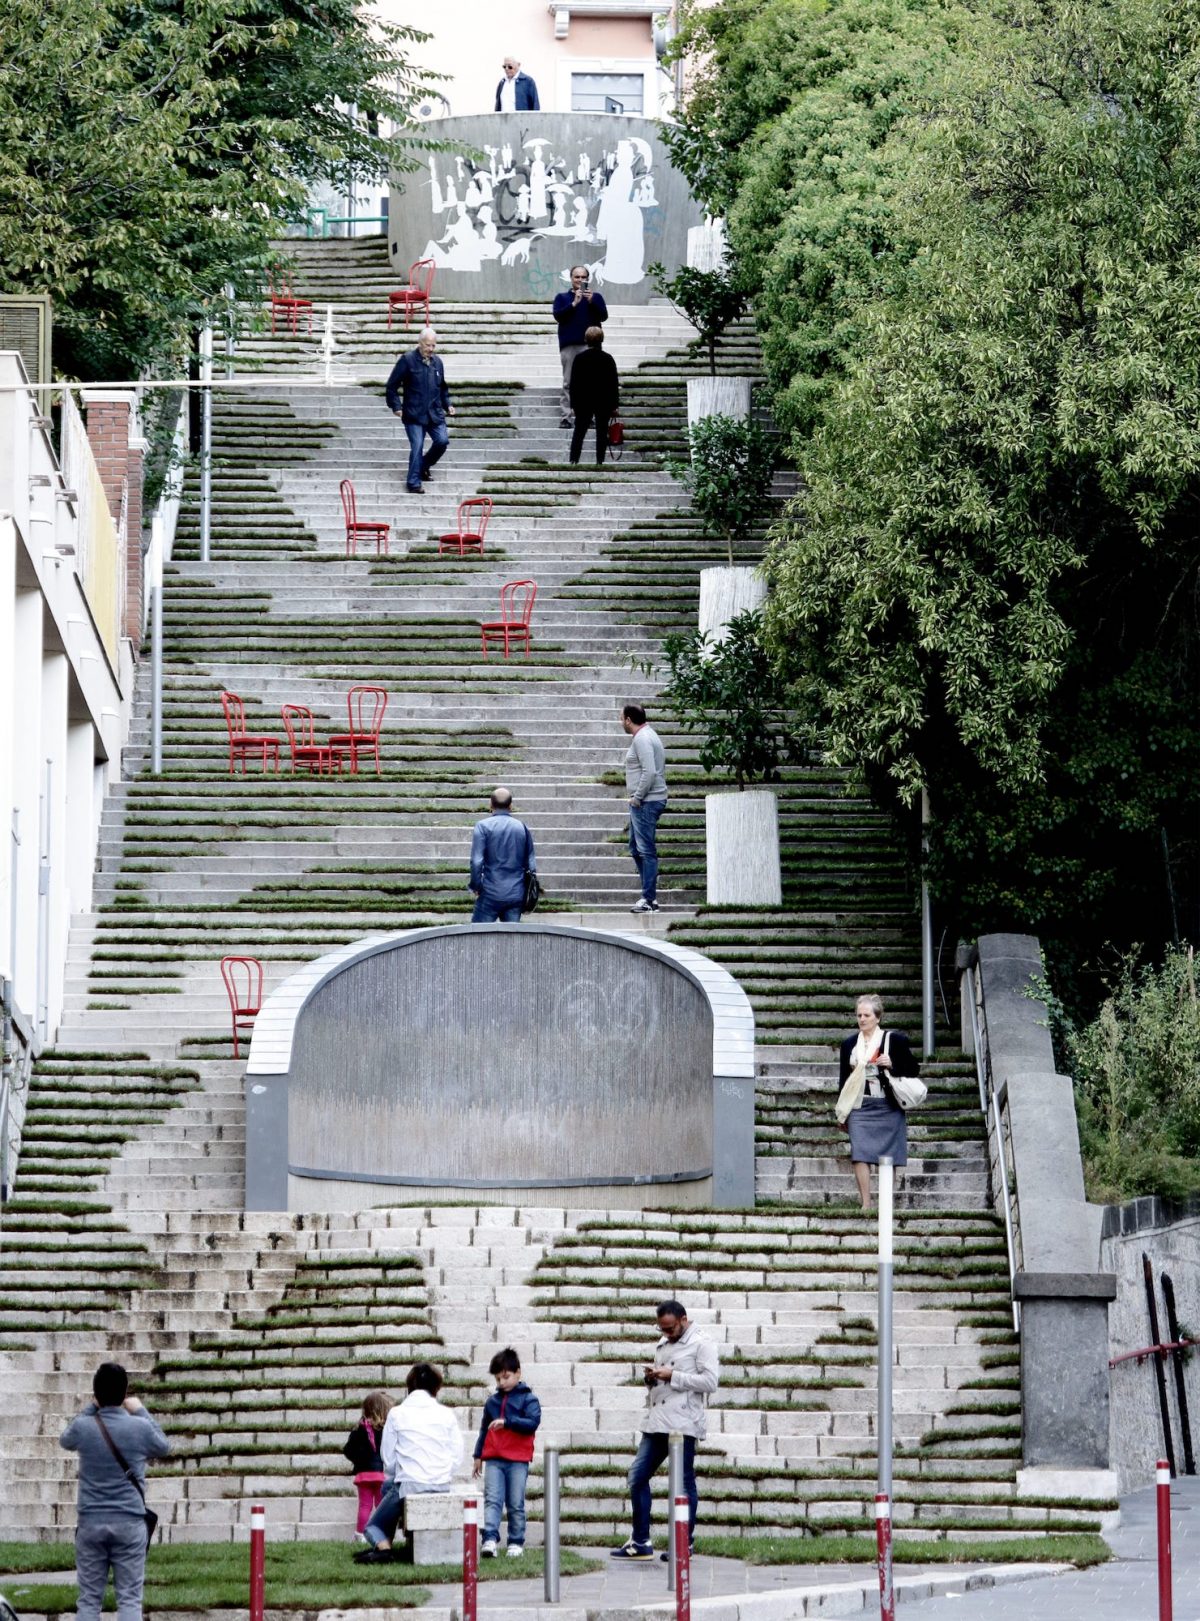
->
xmin=0 ymin=1542 xmax=600 ymax=1611
xmin=689 ymin=1532 xmax=1111 ymax=1568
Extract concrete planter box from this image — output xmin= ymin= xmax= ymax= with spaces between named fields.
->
xmin=706 ymin=789 xmax=783 ymax=907
xmin=687 ymin=222 xmax=728 ymax=271
xmin=687 ymin=375 xmax=752 ymax=431
xmin=699 ymin=565 xmax=767 ymax=643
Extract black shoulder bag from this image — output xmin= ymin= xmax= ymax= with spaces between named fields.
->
xmin=521 ymin=824 xmax=542 ymax=914
xmin=94 ymin=1414 xmax=159 ymax=1547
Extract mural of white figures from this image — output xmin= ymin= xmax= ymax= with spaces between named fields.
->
xmin=388 ymin=114 xmax=702 ymax=303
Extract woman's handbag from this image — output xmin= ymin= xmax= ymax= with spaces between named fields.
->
xmin=890 ymin=1074 xmax=928 ymax=1110
xmin=606 ymin=417 xmax=624 ymax=462
xmin=94 ymin=1414 xmax=158 ymax=1547
xmin=835 ymin=1062 xmax=866 ymax=1125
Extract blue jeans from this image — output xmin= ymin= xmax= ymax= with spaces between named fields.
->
xmin=483 ymin=1459 xmax=528 ymax=1546
xmin=363 ymin=1480 xmax=447 ymax=1547
xmin=628 ymin=1432 xmax=696 ymax=1545
xmin=628 ymin=800 xmax=666 ymax=903
xmin=472 ymin=894 xmax=522 ymax=923
xmin=75 ymin=1516 xmax=147 ymax=1621
xmin=404 ymin=419 xmax=449 ymax=488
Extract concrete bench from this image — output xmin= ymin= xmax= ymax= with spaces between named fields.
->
xmin=402 ymin=1489 xmax=464 ymax=1565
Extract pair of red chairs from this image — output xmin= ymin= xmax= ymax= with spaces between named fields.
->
xmin=387 ymin=258 xmax=435 ymax=330
xmin=221 ymin=687 xmax=388 ymax=776
xmin=341 ymin=490 xmax=493 ymax=561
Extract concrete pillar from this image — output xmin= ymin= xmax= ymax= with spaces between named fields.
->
xmin=83 ymin=390 xmax=144 ymax=652
xmin=0 ymin=520 xmax=14 ymax=988
xmin=706 ymin=789 xmax=783 ymax=906
xmin=66 ymin=721 xmax=98 ymax=925
xmin=698 ymin=566 xmax=767 ymax=644
xmin=9 ymin=592 xmax=43 ymax=1020
xmin=686 ymin=376 xmax=751 ymax=431
xmin=39 ymin=652 xmax=69 ymax=1040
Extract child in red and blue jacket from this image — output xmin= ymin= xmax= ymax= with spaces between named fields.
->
xmin=471 ymin=1348 xmax=541 ymax=1557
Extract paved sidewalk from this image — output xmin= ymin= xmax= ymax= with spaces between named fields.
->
xmin=898 ymin=1474 xmax=1200 ymax=1620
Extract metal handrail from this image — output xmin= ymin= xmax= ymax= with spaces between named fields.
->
xmin=968 ymin=961 xmax=1020 ymax=1333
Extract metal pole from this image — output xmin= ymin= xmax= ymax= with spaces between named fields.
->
xmin=667 ymin=1432 xmax=682 ymax=1589
xmin=249 ymin=1503 xmax=265 ymax=1621
xmin=542 ymin=1447 xmax=561 ymax=1603
xmin=920 ymin=789 xmax=935 ymax=1058
xmin=462 ymin=1493 xmax=478 ymax=1621
xmin=323 ymin=308 xmax=335 ymax=387
xmin=877 ymin=1157 xmax=894 ymax=1503
xmin=1157 ymin=1459 xmax=1173 ymax=1621
xmin=224 ymin=283 xmax=236 ymax=379
xmin=151 ymin=583 xmax=163 ymax=775
xmin=673 ymin=1492 xmax=691 ymax=1621
xmin=199 ymin=323 xmax=213 ymax=564
xmin=874 ymin=1493 xmax=895 ymax=1621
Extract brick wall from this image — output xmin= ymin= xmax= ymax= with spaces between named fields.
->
xmin=82 ymin=391 xmax=145 ymax=652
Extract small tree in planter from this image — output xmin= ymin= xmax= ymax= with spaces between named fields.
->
xmin=649 ymin=259 xmax=748 ymax=375
xmin=666 ymin=413 xmax=776 ymax=568
xmin=654 ymin=608 xmax=796 ymax=905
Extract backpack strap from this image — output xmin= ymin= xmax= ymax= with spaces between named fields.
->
xmin=94 ymin=1414 xmax=147 ymax=1506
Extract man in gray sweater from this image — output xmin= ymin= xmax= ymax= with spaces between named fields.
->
xmin=60 ymin=1362 xmax=170 ymax=1621
xmin=621 ymin=703 xmax=667 ymax=913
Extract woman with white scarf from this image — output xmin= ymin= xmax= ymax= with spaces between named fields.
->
xmin=837 ymin=994 xmax=920 ymax=1210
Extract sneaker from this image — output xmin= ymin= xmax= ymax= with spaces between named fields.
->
xmin=353 ymin=1547 xmax=393 ymax=1564
xmin=610 ymin=1539 xmax=654 ymax=1560
xmin=505 ymin=1544 xmax=524 ymax=1558
xmin=630 ymin=898 xmax=659 ymax=914
xmin=480 ymin=1539 xmax=498 ymax=1558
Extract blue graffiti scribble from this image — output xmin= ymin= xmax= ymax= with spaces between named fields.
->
xmin=641 ymin=205 xmax=666 ymax=242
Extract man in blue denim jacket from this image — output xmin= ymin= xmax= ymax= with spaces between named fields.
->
xmin=385 ymin=328 xmax=455 ymax=493
xmin=469 ymin=787 xmax=536 ymax=923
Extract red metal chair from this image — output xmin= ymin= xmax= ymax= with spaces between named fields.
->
xmin=268 ymin=270 xmax=314 ymax=336
xmin=220 ymin=956 xmax=263 ymax=1060
xmin=221 ymin=691 xmax=281 ymax=775
xmin=386 ymin=258 xmax=436 ymax=331
xmin=340 ymin=479 xmax=390 ymax=557
xmin=438 ymin=496 xmax=493 ymax=557
xmin=281 ymin=704 xmax=345 ymax=775
xmin=481 ymin=579 xmax=538 ymax=659
xmin=329 ymin=685 xmax=388 ymax=776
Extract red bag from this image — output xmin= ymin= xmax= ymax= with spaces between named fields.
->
xmin=607 ymin=418 xmax=625 ymax=445
xmin=480 ymin=1394 xmax=535 ymax=1462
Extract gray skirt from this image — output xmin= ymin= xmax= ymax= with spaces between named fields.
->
xmin=848 ymin=1094 xmax=908 ymax=1167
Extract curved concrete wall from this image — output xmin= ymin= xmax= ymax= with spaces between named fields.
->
xmin=388 ymin=114 xmax=702 ymax=302
xmin=245 ymin=924 xmax=755 ymax=1211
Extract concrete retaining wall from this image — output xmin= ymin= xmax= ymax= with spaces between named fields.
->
xmin=388 ymin=114 xmax=701 ymax=302
xmin=1102 ymin=1195 xmax=1200 ymax=1490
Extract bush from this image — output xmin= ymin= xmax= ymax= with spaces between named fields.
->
xmin=1066 ymin=947 xmax=1200 ymax=1203
xmin=649 ymin=259 xmax=748 ymax=374
xmin=666 ymin=414 xmax=776 ymax=567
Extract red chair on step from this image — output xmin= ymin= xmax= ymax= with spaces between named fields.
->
xmin=220 ymin=956 xmax=263 ymax=1060
xmin=340 ymin=479 xmax=390 ymax=557
xmin=329 ymin=685 xmax=388 ymax=776
xmin=438 ymin=496 xmax=493 ymax=557
xmin=221 ymin=691 xmax=281 ymax=775
xmin=386 ymin=258 xmax=436 ymax=331
xmin=481 ymin=579 xmax=537 ymax=659
xmin=268 ymin=270 xmax=313 ymax=336
xmin=281 ymin=704 xmax=345 ymax=775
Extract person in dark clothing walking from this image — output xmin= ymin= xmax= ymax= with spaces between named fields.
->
xmin=469 ymin=786 xmax=536 ymax=923
xmin=568 ymin=327 xmax=619 ymax=466
xmin=552 ymin=266 xmax=608 ymax=426
xmin=385 ymin=327 xmax=455 ymax=493
xmin=60 ymin=1362 xmax=171 ymax=1621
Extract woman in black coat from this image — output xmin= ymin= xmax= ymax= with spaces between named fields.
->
xmin=568 ymin=325 xmax=620 ymax=467
xmin=838 ymin=994 xmax=920 ymax=1210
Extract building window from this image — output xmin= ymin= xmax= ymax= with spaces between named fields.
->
xmin=571 ymin=73 xmax=645 ymax=115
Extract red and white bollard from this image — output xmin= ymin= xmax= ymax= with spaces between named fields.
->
xmin=249 ymin=1503 xmax=265 ymax=1621
xmin=875 ymin=1492 xmax=895 ymax=1621
xmin=673 ymin=1493 xmax=691 ymax=1621
xmin=462 ymin=1493 xmax=479 ymax=1621
xmin=1157 ymin=1459 xmax=1173 ymax=1621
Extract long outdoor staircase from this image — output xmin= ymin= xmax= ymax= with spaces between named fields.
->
xmin=0 ymin=237 xmax=1114 ymax=1550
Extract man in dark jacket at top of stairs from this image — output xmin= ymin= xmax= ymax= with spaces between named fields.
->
xmin=385 ymin=327 xmax=455 ymax=494
xmin=469 ymin=787 xmax=537 ymax=924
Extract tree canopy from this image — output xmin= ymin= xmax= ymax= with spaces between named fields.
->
xmin=0 ymin=0 xmax=437 ymax=378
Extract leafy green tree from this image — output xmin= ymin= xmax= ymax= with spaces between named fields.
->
xmin=0 ymin=0 xmax=436 ymax=379
xmin=662 ymin=0 xmax=971 ymax=437
xmin=648 ymin=259 xmax=748 ymax=374
xmin=667 ymin=413 xmax=776 ymax=567
xmin=657 ymin=610 xmax=796 ymax=789
xmin=763 ymin=0 xmax=1200 ymax=970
